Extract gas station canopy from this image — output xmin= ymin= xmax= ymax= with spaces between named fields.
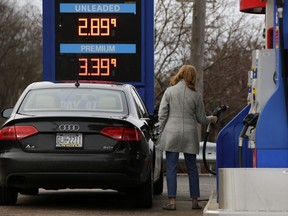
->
xmin=240 ymin=0 xmax=266 ymax=14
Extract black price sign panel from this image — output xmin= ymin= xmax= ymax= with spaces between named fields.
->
xmin=55 ymin=0 xmax=141 ymax=82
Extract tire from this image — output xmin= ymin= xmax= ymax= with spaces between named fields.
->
xmin=130 ymin=170 xmax=153 ymax=208
xmin=19 ymin=188 xmax=39 ymax=196
xmin=153 ymin=163 xmax=163 ymax=195
xmin=0 ymin=186 xmax=18 ymax=205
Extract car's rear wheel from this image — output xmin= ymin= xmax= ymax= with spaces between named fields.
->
xmin=130 ymin=169 xmax=153 ymax=208
xmin=19 ymin=188 xmax=39 ymax=196
xmin=153 ymin=163 xmax=164 ymax=195
xmin=0 ymin=186 xmax=18 ymax=205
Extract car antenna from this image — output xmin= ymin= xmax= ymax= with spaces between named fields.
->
xmin=75 ymin=66 xmax=80 ymax=88
xmin=75 ymin=80 xmax=80 ymax=88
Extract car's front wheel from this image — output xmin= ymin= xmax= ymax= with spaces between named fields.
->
xmin=0 ymin=186 xmax=18 ymax=205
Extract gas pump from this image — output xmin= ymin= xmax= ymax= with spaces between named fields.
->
xmin=238 ymin=49 xmax=276 ymax=167
xmin=203 ymin=0 xmax=288 ymax=215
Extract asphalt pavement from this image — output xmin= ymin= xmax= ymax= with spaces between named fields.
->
xmin=153 ymin=174 xmax=216 ymax=216
xmin=0 ymin=174 xmax=216 ymax=216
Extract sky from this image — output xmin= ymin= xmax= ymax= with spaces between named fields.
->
xmin=30 ymin=0 xmax=42 ymax=8
xmin=13 ymin=0 xmax=263 ymax=29
xmin=14 ymin=0 xmax=42 ymax=11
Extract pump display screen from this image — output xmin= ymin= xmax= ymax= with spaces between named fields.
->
xmin=55 ymin=0 xmax=141 ymax=82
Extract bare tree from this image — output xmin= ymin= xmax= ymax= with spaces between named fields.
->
xmin=0 ymin=0 xmax=42 ymax=117
xmin=154 ymin=0 xmax=192 ymax=104
xmin=203 ymin=0 xmax=264 ymax=138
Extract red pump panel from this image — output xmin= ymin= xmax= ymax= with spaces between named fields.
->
xmin=240 ymin=0 xmax=266 ymax=14
xmin=267 ymin=27 xmax=274 ymax=48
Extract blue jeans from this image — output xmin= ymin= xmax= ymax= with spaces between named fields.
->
xmin=165 ymin=151 xmax=200 ymax=198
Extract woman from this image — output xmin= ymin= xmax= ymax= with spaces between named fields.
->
xmin=158 ymin=65 xmax=217 ymax=210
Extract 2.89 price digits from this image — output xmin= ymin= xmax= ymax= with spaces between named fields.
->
xmin=78 ymin=18 xmax=117 ymax=36
xmin=78 ymin=58 xmax=117 ymax=77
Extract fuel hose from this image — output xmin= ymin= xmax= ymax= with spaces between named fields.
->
xmin=202 ymin=105 xmax=228 ymax=176
xmin=202 ymin=125 xmax=216 ymax=175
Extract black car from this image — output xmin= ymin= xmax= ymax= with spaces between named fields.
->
xmin=0 ymin=81 xmax=163 ymax=208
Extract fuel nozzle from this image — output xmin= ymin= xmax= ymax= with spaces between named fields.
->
xmin=207 ymin=105 xmax=228 ymax=132
xmin=239 ymin=113 xmax=259 ymax=141
xmin=212 ymin=104 xmax=229 ymax=118
xmin=238 ymin=112 xmax=259 ymax=167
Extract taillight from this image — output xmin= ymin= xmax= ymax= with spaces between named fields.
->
xmin=0 ymin=126 xmax=38 ymax=140
xmin=100 ymin=126 xmax=142 ymax=141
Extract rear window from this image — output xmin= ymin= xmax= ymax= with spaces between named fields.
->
xmin=18 ymin=88 xmax=128 ymax=114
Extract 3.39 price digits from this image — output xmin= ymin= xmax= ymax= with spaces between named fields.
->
xmin=78 ymin=58 xmax=117 ymax=77
xmin=78 ymin=18 xmax=117 ymax=36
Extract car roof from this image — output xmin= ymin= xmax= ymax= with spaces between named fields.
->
xmin=11 ymin=81 xmax=138 ymax=118
xmin=27 ymin=81 xmax=132 ymax=91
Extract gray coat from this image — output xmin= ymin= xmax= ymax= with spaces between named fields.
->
xmin=158 ymin=80 xmax=211 ymax=154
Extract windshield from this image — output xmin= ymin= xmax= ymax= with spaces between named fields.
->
xmin=18 ymin=88 xmax=128 ymax=114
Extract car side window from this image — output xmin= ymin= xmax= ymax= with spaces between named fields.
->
xmin=131 ymin=88 xmax=149 ymax=119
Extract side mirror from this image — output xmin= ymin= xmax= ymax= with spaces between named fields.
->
xmin=1 ymin=108 xmax=13 ymax=118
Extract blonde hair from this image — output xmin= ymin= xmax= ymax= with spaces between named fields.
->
xmin=170 ymin=65 xmax=196 ymax=91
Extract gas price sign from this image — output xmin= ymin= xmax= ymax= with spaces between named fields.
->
xmin=55 ymin=0 xmax=141 ymax=82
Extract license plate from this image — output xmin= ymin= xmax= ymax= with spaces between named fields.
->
xmin=56 ymin=133 xmax=83 ymax=148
